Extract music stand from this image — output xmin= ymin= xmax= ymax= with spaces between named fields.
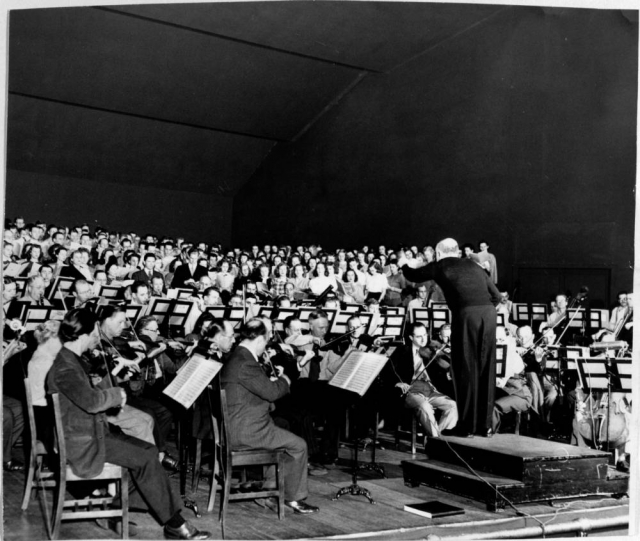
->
xmin=166 ymin=299 xmax=195 ymax=337
xmin=430 ymin=307 xmax=450 ymax=333
xmin=23 ymin=306 xmax=54 ymax=331
xmin=330 ymin=310 xmax=352 ymax=335
xmin=124 ymin=305 xmax=143 ymax=328
xmin=271 ymin=307 xmax=298 ymax=333
xmin=226 ymin=307 xmax=246 ymax=329
xmin=205 ymin=306 xmax=226 ymax=320
xmin=98 ymin=285 xmax=122 ymax=300
xmin=495 ymin=344 xmax=507 ymax=378
xmin=47 ymin=276 xmax=74 ymax=301
xmin=14 ymin=277 xmax=27 ymax=296
xmin=342 ymin=303 xmax=361 ymax=314
xmin=512 ymin=303 xmax=529 ymax=324
xmin=530 ymin=304 xmax=547 ymax=326
xmin=497 ymin=313 xmax=506 ymax=327
xmin=383 ymin=306 xmax=405 ymax=316
xmin=589 ymin=309 xmax=605 ymax=331
xmin=147 ymin=297 xmax=173 ymax=326
xmin=566 ymin=308 xmax=585 ymax=328
xmin=256 ymin=305 xmax=274 ymax=320
xmin=373 ymin=314 xmax=405 ymax=339
xmin=411 ymin=307 xmax=430 ymax=325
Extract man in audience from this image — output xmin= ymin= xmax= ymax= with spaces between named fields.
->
xmin=131 ymin=253 xmax=164 ymax=289
xmin=171 ymin=249 xmax=208 ymax=288
xmin=60 ymin=248 xmax=93 ymax=281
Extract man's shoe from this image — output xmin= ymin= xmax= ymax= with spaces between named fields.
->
xmin=164 ymin=520 xmax=211 ymax=540
xmin=3 ymin=460 xmax=24 ymax=472
xmin=162 ymin=454 xmax=180 ymax=472
xmin=308 ymin=463 xmax=328 ymax=476
xmin=481 ymin=428 xmax=494 ymax=438
xmin=285 ymin=500 xmax=319 ymax=514
xmin=96 ymin=518 xmax=138 ymax=536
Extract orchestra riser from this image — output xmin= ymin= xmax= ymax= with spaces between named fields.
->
xmin=401 ymin=434 xmax=629 ymax=511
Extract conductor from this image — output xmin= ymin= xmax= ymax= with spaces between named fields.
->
xmin=398 ymin=238 xmax=501 ymax=437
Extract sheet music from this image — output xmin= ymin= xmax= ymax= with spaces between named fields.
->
xmin=329 ymin=350 xmax=388 ymax=396
xmin=162 ymin=353 xmax=222 ymax=409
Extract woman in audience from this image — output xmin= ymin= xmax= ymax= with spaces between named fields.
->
xmin=364 ymin=262 xmax=388 ymax=302
xmin=309 ymin=262 xmax=336 ymax=296
xmin=19 ymin=244 xmax=43 ymax=277
xmin=215 ymin=259 xmax=235 ymax=294
xmin=340 ymin=268 xmax=365 ymax=304
xmin=291 ymin=264 xmax=309 ymax=294
xmin=271 ymin=263 xmax=290 ymax=297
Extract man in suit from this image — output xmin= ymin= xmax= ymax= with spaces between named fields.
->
xmin=171 ymin=249 xmax=208 ymax=289
xmin=60 ymin=249 xmax=93 ymax=281
xmin=131 ymin=253 xmax=165 ymax=289
xmin=388 ymin=322 xmax=458 ymax=439
xmin=47 ymin=308 xmax=210 ymax=540
xmin=398 ymin=238 xmax=501 ymax=437
xmin=220 ymin=318 xmax=319 ymax=514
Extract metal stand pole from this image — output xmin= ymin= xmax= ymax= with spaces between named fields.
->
xmin=333 ymin=404 xmax=376 ymax=504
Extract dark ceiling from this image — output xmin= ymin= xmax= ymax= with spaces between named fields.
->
xmin=7 ymin=2 xmax=506 ymax=195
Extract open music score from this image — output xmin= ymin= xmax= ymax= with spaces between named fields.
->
xmin=329 ymin=350 xmax=388 ymax=396
xmin=163 ymin=353 xmax=223 ymax=409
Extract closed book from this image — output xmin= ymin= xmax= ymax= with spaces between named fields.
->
xmin=403 ymin=500 xmax=465 ymax=519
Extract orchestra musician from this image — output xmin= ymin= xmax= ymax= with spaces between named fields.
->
xmin=220 ymin=318 xmax=319 ymax=515
xmin=387 ymin=322 xmax=458 ymax=441
xmin=47 ymin=308 xmax=210 ymax=540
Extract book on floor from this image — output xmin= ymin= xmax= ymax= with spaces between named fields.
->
xmin=403 ymin=500 xmax=465 ymax=519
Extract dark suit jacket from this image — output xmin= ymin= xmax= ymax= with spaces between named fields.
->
xmin=46 ymin=347 xmax=123 ymax=478
xmin=170 ymin=263 xmax=208 ymax=288
xmin=131 ymin=269 xmax=165 ymax=289
xmin=388 ymin=345 xmax=425 ymax=385
xmin=220 ymin=345 xmax=290 ymax=449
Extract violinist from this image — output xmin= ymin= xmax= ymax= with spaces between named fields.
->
xmin=387 ymin=322 xmax=458 ymax=442
xmin=422 ymin=324 xmax=454 ymax=399
xmin=47 ymin=308 xmax=211 ymax=540
xmin=539 ymin=294 xmax=569 ymax=342
xmin=515 ymin=325 xmax=556 ymax=425
xmin=94 ymin=307 xmax=178 ymax=470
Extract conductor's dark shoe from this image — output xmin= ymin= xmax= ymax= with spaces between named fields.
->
xmin=164 ymin=520 xmax=211 ymax=540
xmin=285 ymin=500 xmax=319 ymax=514
xmin=481 ymin=428 xmax=494 ymax=438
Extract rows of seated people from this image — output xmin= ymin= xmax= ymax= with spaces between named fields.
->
xmin=2 ymin=217 xmax=632 ymax=535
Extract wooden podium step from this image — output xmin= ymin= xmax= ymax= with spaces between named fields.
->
xmin=401 ymin=434 xmax=629 ymax=511
xmin=425 ymin=434 xmax=611 ymax=483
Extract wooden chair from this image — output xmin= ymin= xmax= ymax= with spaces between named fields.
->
xmin=21 ymin=378 xmax=56 ymax=512
xmin=49 ymin=393 xmax=129 ymax=540
xmin=217 ymin=388 xmax=285 ymax=539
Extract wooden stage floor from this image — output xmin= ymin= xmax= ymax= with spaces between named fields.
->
xmin=2 ymin=433 xmax=630 ymax=540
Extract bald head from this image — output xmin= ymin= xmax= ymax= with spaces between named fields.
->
xmin=435 ymin=238 xmax=459 ymax=260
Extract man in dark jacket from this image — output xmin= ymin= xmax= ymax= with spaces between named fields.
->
xmin=220 ymin=318 xmax=319 ymax=515
xmin=398 ymin=238 xmax=501 ymax=437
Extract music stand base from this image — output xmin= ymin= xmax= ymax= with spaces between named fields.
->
xmin=332 ymin=483 xmax=376 ymax=504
